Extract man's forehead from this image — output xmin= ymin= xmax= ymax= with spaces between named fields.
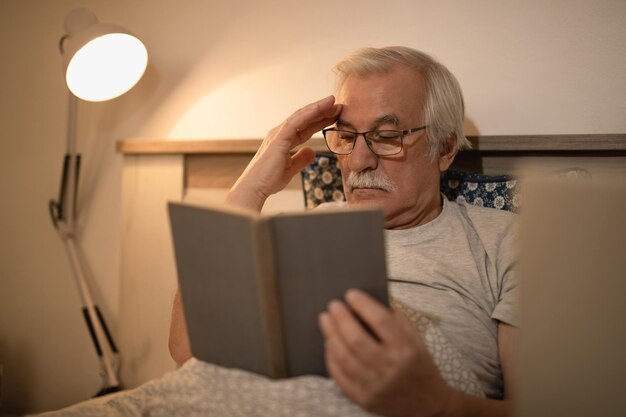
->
xmin=335 ymin=72 xmax=424 ymax=127
xmin=336 ymin=114 xmax=400 ymax=128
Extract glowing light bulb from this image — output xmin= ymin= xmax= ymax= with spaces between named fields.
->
xmin=66 ymin=33 xmax=148 ymax=102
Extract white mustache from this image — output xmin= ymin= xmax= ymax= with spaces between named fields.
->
xmin=346 ymin=171 xmax=396 ymax=193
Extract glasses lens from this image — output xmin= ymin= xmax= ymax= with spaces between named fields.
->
xmin=324 ymin=129 xmax=404 ymax=155
xmin=367 ymin=131 xmax=403 ymax=156
xmin=325 ymin=130 xmax=355 ymax=154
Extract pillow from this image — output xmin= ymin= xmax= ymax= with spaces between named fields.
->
xmin=301 ymin=153 xmax=521 ymax=212
xmin=440 ymin=170 xmax=520 ymax=212
xmin=301 ymin=154 xmax=346 ymax=209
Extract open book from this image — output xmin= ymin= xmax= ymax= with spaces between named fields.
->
xmin=168 ymin=201 xmax=388 ymax=378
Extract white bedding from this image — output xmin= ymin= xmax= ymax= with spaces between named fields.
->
xmin=37 ymin=358 xmax=376 ymax=417
xmin=37 ymin=301 xmax=483 ymax=416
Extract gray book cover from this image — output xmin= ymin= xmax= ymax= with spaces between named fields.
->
xmin=168 ymin=201 xmax=388 ymax=378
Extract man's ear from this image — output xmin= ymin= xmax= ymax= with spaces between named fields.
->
xmin=438 ymin=135 xmax=458 ymax=172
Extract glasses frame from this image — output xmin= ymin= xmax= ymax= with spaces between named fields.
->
xmin=322 ymin=126 xmax=427 ymax=156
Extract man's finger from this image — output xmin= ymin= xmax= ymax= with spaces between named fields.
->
xmin=286 ymin=147 xmax=316 ymax=178
xmin=293 ymin=113 xmax=341 ymax=144
xmin=324 ymin=346 xmax=365 ymax=405
xmin=284 ymin=96 xmax=340 ymax=140
xmin=320 ymin=312 xmax=370 ymax=382
xmin=344 ymin=289 xmax=409 ymax=346
xmin=325 ymin=299 xmax=383 ymax=363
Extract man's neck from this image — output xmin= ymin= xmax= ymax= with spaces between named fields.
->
xmin=385 ymin=195 xmax=444 ymax=230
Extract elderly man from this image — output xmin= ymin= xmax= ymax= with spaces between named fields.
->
xmin=169 ymin=46 xmax=518 ymax=417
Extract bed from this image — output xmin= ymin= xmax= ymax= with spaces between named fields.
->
xmin=38 ymin=134 xmax=624 ymax=415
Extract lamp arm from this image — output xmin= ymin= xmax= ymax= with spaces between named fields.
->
xmin=64 ymin=94 xmax=78 ymax=232
xmin=64 ymin=237 xmax=120 ymax=390
xmin=49 ymin=92 xmax=121 ymax=395
xmin=49 ymin=94 xmax=80 ymax=235
xmin=49 ymin=154 xmax=80 ymax=230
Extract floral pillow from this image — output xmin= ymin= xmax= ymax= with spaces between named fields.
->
xmin=301 ymin=154 xmax=521 ymax=212
xmin=301 ymin=155 xmax=346 ymax=209
xmin=440 ymin=170 xmax=520 ymax=212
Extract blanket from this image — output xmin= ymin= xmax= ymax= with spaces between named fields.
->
xmin=37 ymin=301 xmax=483 ymax=416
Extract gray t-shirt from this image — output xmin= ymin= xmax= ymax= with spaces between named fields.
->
xmin=385 ymin=198 xmax=518 ymax=399
xmin=320 ymin=198 xmax=518 ymax=399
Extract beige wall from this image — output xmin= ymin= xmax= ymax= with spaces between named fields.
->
xmin=0 ymin=0 xmax=625 ymax=413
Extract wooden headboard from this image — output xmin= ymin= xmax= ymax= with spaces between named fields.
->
xmin=117 ymin=134 xmax=626 ymax=190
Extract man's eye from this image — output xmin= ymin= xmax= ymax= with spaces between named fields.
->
xmin=372 ymin=131 xmax=401 ymax=140
xmin=339 ymin=132 xmax=357 ymax=140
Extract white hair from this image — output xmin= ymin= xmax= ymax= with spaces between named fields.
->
xmin=333 ymin=46 xmax=471 ymax=159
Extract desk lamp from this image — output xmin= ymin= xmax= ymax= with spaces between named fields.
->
xmin=48 ymin=8 xmax=148 ymax=396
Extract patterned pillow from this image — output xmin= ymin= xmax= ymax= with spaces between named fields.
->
xmin=440 ymin=170 xmax=521 ymax=212
xmin=301 ymin=153 xmax=521 ymax=212
xmin=301 ymin=154 xmax=346 ymax=209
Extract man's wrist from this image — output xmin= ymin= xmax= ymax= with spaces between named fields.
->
xmin=225 ymin=182 xmax=268 ymax=212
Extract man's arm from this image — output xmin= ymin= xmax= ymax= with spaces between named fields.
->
xmin=442 ymin=323 xmax=517 ymax=416
xmin=169 ymin=289 xmax=192 ymax=366
xmin=168 ymin=95 xmax=342 ymax=364
xmin=319 ymin=289 xmax=518 ymax=417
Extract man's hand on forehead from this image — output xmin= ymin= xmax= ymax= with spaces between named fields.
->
xmin=225 ymin=95 xmax=341 ymax=212
xmin=283 ymin=95 xmax=342 ymax=146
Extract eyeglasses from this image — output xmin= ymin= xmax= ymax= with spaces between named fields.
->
xmin=322 ymin=126 xmax=427 ymax=156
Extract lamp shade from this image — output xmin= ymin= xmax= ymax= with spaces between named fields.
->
xmin=61 ymin=8 xmax=148 ymax=102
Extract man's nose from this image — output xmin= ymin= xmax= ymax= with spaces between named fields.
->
xmin=346 ymin=135 xmax=378 ymax=172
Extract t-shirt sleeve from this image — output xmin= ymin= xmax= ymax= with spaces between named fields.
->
xmin=491 ymin=220 xmax=520 ymax=327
